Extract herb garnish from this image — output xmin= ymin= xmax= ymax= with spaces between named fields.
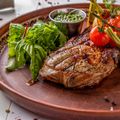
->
xmin=6 ymin=21 xmax=68 ymax=81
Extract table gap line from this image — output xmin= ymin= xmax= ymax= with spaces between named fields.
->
xmin=5 ymin=100 xmax=12 ymax=120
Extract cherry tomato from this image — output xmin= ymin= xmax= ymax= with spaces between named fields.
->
xmin=90 ymin=26 xmax=110 ymax=46
xmin=109 ymin=38 xmax=116 ymax=47
xmin=117 ymin=21 xmax=120 ymax=26
xmin=109 ymin=15 xmax=120 ymax=36
xmin=109 ymin=17 xmax=120 ymax=26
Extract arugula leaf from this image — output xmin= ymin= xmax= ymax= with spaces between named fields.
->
xmin=54 ymin=22 xmax=68 ymax=36
xmin=46 ymin=22 xmax=67 ymax=48
xmin=24 ymin=22 xmax=67 ymax=80
xmin=24 ymin=21 xmax=67 ymax=51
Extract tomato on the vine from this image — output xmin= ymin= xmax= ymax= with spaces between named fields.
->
xmin=90 ymin=26 xmax=110 ymax=47
xmin=109 ymin=38 xmax=116 ymax=47
xmin=109 ymin=15 xmax=120 ymax=36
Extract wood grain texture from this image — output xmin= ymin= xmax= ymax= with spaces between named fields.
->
xmin=1 ymin=3 xmax=120 ymax=120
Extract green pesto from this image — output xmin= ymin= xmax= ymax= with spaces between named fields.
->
xmin=54 ymin=12 xmax=83 ymax=23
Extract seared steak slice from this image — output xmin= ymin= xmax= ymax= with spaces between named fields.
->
xmin=39 ymin=28 xmax=119 ymax=88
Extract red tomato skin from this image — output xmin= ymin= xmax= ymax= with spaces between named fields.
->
xmin=109 ymin=38 xmax=116 ymax=47
xmin=116 ymin=21 xmax=120 ymax=36
xmin=109 ymin=15 xmax=120 ymax=25
xmin=109 ymin=15 xmax=120 ymax=36
xmin=116 ymin=16 xmax=120 ymax=21
xmin=116 ymin=21 xmax=120 ymax=28
xmin=90 ymin=26 xmax=110 ymax=46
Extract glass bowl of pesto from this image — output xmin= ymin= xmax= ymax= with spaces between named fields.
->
xmin=49 ymin=8 xmax=86 ymax=37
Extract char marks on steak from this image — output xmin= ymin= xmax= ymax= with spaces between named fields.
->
xmin=39 ymin=27 xmax=120 ymax=88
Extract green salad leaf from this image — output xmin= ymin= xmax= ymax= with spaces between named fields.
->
xmin=7 ymin=24 xmax=25 ymax=57
xmin=6 ymin=24 xmax=25 ymax=71
xmin=54 ymin=22 xmax=68 ymax=36
xmin=6 ymin=21 xmax=68 ymax=80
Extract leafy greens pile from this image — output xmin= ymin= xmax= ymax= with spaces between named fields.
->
xmin=6 ymin=21 xmax=67 ymax=81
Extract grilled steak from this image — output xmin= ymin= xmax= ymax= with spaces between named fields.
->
xmin=39 ymin=28 xmax=119 ymax=88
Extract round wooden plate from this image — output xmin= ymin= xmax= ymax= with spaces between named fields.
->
xmin=1 ymin=3 xmax=120 ymax=120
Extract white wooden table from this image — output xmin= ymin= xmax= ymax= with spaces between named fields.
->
xmin=0 ymin=0 xmax=120 ymax=120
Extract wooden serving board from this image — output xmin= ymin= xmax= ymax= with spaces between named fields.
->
xmin=1 ymin=3 xmax=120 ymax=120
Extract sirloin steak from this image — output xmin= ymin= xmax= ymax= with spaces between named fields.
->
xmin=39 ymin=28 xmax=119 ymax=88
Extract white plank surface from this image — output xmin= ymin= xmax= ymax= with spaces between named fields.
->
xmin=7 ymin=102 xmax=47 ymax=120
xmin=0 ymin=92 xmax=11 ymax=120
xmin=0 ymin=0 xmax=120 ymax=120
